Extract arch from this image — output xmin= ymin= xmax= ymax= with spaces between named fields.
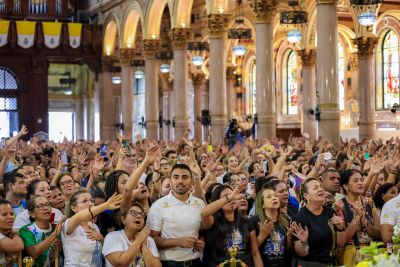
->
xmin=121 ymin=1 xmax=145 ymax=48
xmin=207 ymin=0 xmax=229 ymax=14
xmin=282 ymin=49 xmax=299 ymax=115
xmin=144 ymin=0 xmax=173 ymax=39
xmin=0 ymin=66 xmax=19 ymax=138
xmin=103 ymin=13 xmax=120 ymax=56
xmin=338 ymin=24 xmax=356 ymax=52
xmin=173 ymin=0 xmax=194 ymax=28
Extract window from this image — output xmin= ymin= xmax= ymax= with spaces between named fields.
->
xmin=282 ymin=50 xmax=298 ymax=115
xmin=0 ymin=67 xmax=19 ymax=138
xmin=382 ymin=30 xmax=399 ymax=109
xmin=338 ymin=41 xmax=345 ymax=111
xmin=248 ymin=60 xmax=256 ymax=115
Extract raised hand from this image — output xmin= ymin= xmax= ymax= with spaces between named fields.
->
xmin=259 ymin=220 xmax=274 ymax=238
xmin=136 ymin=225 xmax=150 ymax=244
xmin=331 ymin=216 xmax=345 ymax=231
xmin=105 ymin=193 xmax=123 ymax=210
xmin=291 ymin=222 xmax=309 ymax=243
xmin=145 ymin=145 xmax=161 ymax=163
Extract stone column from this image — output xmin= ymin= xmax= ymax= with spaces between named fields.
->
xmin=170 ymin=28 xmax=191 ymax=140
xmin=226 ymin=67 xmax=236 ymax=120
xmin=207 ymin=14 xmax=230 ymax=144
xmin=144 ymin=39 xmax=161 ymax=140
xmin=99 ymin=61 xmax=115 ymax=140
xmin=250 ymin=0 xmax=278 ymax=139
xmin=350 ymin=53 xmax=359 ymax=101
xmin=316 ymin=0 xmax=340 ymax=146
xmin=160 ymin=73 xmax=171 ymax=141
xmin=120 ymin=48 xmax=135 ymax=138
xmin=192 ymin=73 xmax=205 ymax=143
xmin=354 ymin=37 xmax=378 ymax=141
xmin=298 ymin=49 xmax=317 ymax=141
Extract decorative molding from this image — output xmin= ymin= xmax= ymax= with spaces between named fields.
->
xmin=350 ymin=52 xmax=359 ymax=71
xmin=298 ymin=49 xmax=316 ymax=68
xmin=207 ymin=14 xmax=230 ymax=38
xmin=143 ymin=39 xmax=161 ymax=58
xmin=353 ymin=37 xmax=378 ymax=59
xmin=119 ymin=48 xmax=135 ymax=66
xmin=249 ymin=0 xmax=278 ymax=24
xmin=191 ymin=73 xmax=205 ymax=87
xmin=226 ymin=66 xmax=236 ymax=80
xmin=169 ymin=28 xmax=192 ymax=50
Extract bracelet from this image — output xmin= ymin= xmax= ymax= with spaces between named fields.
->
xmin=88 ymin=207 xmax=94 ymax=220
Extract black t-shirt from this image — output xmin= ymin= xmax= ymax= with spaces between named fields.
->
xmin=204 ymin=216 xmax=254 ymax=267
xmin=292 ymin=206 xmax=337 ymax=264
xmin=250 ymin=215 xmax=291 ymax=267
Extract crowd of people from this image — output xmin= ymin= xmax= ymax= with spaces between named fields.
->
xmin=0 ymin=125 xmax=400 ymax=267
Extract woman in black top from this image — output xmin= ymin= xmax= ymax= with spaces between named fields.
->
xmin=252 ymin=185 xmax=292 ymax=267
xmin=201 ymin=184 xmax=263 ymax=267
xmin=292 ymin=178 xmax=346 ymax=267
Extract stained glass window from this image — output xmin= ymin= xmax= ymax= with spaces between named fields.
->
xmin=284 ymin=50 xmax=298 ymax=115
xmin=248 ymin=60 xmax=256 ymax=115
xmin=382 ymin=31 xmax=399 ymax=109
xmin=338 ymin=41 xmax=345 ymax=111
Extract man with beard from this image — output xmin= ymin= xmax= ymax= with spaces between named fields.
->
xmin=3 ymin=172 xmax=27 ymax=216
xmin=148 ymin=164 xmax=205 ymax=267
xmin=319 ymin=168 xmax=342 ymax=203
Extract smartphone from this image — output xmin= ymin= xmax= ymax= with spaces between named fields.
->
xmin=364 ymin=152 xmax=370 ymax=160
xmin=250 ymin=175 xmax=256 ymax=184
xmin=0 ymin=138 xmax=6 ymax=149
xmin=323 ymin=152 xmax=332 ymax=161
xmin=122 ymin=139 xmax=131 ymax=156
xmin=60 ymin=151 xmax=68 ymax=165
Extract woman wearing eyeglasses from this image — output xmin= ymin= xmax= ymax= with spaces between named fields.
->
xmin=102 ymin=203 xmax=161 ymax=267
xmin=62 ymin=189 xmax=123 ymax=267
xmin=18 ymin=196 xmax=63 ymax=267
xmin=53 ymin=173 xmax=76 ymax=202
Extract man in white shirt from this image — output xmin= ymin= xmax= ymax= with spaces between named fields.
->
xmin=148 ymin=164 xmax=205 ymax=267
xmin=381 ymin=194 xmax=400 ymax=244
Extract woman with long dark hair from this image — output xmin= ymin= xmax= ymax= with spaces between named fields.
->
xmin=373 ymin=183 xmax=398 ymax=218
xmin=201 ymin=184 xmax=263 ymax=267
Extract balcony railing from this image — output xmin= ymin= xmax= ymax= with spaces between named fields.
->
xmin=0 ymin=0 xmax=68 ymax=20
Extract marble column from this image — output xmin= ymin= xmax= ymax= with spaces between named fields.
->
xmin=192 ymin=73 xmax=205 ymax=143
xmin=99 ymin=61 xmax=115 ymax=140
xmin=207 ymin=14 xmax=230 ymax=144
xmin=299 ymin=49 xmax=317 ymax=141
xmin=170 ymin=28 xmax=191 ymax=140
xmin=354 ymin=37 xmax=378 ymax=141
xmin=144 ymin=39 xmax=161 ymax=140
xmin=226 ymin=67 xmax=236 ymax=121
xmin=249 ymin=0 xmax=278 ymax=139
xmin=160 ymin=73 xmax=171 ymax=141
xmin=316 ymin=0 xmax=340 ymax=146
xmin=120 ymin=48 xmax=135 ymax=138
xmin=350 ymin=53 xmax=359 ymax=101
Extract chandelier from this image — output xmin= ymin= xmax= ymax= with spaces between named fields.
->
xmin=228 ymin=0 xmax=252 ymax=57
xmin=350 ymin=0 xmax=383 ymax=27
xmin=188 ymin=33 xmax=209 ymax=67
xmin=280 ymin=0 xmax=308 ymax=43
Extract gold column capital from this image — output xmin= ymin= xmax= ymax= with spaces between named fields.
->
xmin=192 ymin=73 xmax=206 ymax=87
xmin=169 ymin=28 xmax=192 ymax=50
xmin=143 ymin=39 xmax=161 ymax=58
xmin=119 ymin=48 xmax=135 ymax=66
xmin=353 ymin=37 xmax=378 ymax=59
xmin=207 ymin=13 xmax=230 ymax=38
xmin=298 ymin=49 xmax=316 ymax=68
xmin=249 ymin=0 xmax=278 ymax=24
xmin=316 ymin=0 xmax=338 ymax=4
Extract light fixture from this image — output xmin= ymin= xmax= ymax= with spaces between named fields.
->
xmin=112 ymin=76 xmax=121 ymax=84
xmin=134 ymin=70 xmax=144 ymax=79
xmin=287 ymin=29 xmax=302 ymax=43
xmin=233 ymin=44 xmax=246 ymax=56
xmin=64 ymin=88 xmax=73 ymax=95
xmin=350 ymin=0 xmax=382 ymax=27
xmin=358 ymin=11 xmax=376 ymax=26
xmin=192 ymin=55 xmax=204 ymax=66
xmin=227 ymin=1 xmax=252 ymax=40
xmin=160 ymin=64 xmax=170 ymax=73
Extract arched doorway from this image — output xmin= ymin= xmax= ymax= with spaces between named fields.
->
xmin=0 ymin=67 xmax=19 ymax=138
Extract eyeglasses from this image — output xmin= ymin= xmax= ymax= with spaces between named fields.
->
xmin=128 ymin=210 xmax=145 ymax=218
xmin=60 ymin=180 xmax=74 ymax=187
xmin=35 ymin=202 xmax=51 ymax=210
